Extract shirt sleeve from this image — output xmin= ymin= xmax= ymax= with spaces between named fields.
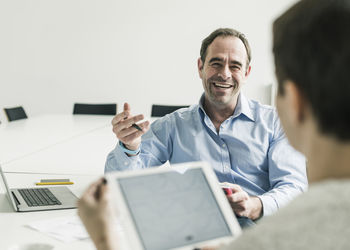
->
xmin=104 ymin=116 xmax=173 ymax=173
xmin=258 ymin=114 xmax=308 ymax=216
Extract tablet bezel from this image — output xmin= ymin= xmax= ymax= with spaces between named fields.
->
xmin=106 ymin=161 xmax=241 ymax=250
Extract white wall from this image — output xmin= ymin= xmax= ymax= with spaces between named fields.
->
xmin=0 ymin=0 xmax=298 ymax=122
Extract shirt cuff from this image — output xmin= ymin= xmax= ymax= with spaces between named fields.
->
xmin=258 ymin=194 xmax=278 ymax=217
xmin=119 ymin=141 xmax=140 ymax=155
xmin=112 ymin=144 xmax=140 ymax=171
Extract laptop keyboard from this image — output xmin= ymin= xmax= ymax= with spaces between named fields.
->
xmin=18 ymin=188 xmax=62 ymax=207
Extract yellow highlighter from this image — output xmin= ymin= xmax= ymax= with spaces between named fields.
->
xmin=35 ymin=179 xmax=74 ymax=186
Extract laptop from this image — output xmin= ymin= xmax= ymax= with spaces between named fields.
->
xmin=0 ymin=166 xmax=78 ymax=212
xmin=106 ymin=161 xmax=241 ymax=250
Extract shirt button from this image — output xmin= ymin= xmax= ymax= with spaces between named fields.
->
xmin=124 ymin=161 xmax=128 ymax=165
xmin=222 ymin=144 xmax=226 ymax=147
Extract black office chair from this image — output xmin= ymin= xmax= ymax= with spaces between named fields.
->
xmin=73 ymin=103 xmax=117 ymax=115
xmin=151 ymin=105 xmax=189 ymax=117
xmin=4 ymin=106 xmax=28 ymax=122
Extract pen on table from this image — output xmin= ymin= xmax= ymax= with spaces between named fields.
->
xmin=132 ymin=123 xmax=142 ymax=131
xmin=36 ymin=181 xmax=74 ymax=185
xmin=35 ymin=179 xmax=74 ymax=185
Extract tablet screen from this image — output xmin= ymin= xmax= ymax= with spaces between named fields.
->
xmin=118 ymin=168 xmax=232 ymax=250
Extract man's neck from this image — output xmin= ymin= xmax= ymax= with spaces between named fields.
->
xmin=203 ymin=96 xmax=238 ymax=132
xmin=307 ymin=134 xmax=350 ymax=183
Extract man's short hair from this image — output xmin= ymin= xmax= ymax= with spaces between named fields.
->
xmin=273 ymin=0 xmax=350 ymax=141
xmin=200 ymin=28 xmax=251 ymax=68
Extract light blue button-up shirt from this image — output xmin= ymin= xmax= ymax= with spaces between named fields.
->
xmin=105 ymin=94 xmax=308 ymax=216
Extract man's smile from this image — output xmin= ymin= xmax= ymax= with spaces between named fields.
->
xmin=212 ymin=82 xmax=233 ymax=89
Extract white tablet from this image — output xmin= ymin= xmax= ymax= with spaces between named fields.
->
xmin=106 ymin=161 xmax=241 ymax=250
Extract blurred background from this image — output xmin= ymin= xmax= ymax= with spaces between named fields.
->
xmin=0 ymin=0 xmax=298 ymax=121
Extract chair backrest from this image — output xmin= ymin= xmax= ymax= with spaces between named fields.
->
xmin=151 ymin=105 xmax=189 ymax=117
xmin=4 ymin=106 xmax=28 ymax=122
xmin=73 ymin=103 xmax=117 ymax=115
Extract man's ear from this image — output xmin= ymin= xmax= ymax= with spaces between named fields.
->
xmin=197 ymin=58 xmax=203 ymax=79
xmin=284 ymin=80 xmax=306 ymax=123
xmin=245 ymin=65 xmax=251 ymax=78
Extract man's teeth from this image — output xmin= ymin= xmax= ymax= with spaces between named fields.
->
xmin=213 ymin=83 xmax=232 ymax=88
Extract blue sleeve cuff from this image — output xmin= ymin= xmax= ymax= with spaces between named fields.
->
xmin=104 ymin=143 xmax=140 ymax=173
xmin=118 ymin=141 xmax=140 ymax=155
xmin=258 ymin=194 xmax=278 ymax=217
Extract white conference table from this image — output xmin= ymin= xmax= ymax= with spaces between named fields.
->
xmin=0 ymin=172 xmax=99 ymax=250
xmin=0 ymin=113 xmax=153 ymax=250
xmin=2 ymin=124 xmax=117 ymax=175
xmin=0 ymin=114 xmax=113 ymax=165
xmin=0 ymin=114 xmax=118 ymax=175
xmin=0 ymin=114 xmax=119 ymax=249
xmin=1 ymin=114 xmax=154 ymax=175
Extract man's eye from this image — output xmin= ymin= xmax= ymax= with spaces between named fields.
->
xmin=211 ymin=63 xmax=221 ymax=67
xmin=230 ymin=66 xmax=240 ymax=70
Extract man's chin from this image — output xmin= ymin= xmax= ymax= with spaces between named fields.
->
xmin=206 ymin=92 xmax=239 ymax=106
xmin=209 ymin=97 xmax=232 ymax=106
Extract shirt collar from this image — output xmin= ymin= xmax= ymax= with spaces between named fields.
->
xmin=198 ymin=93 xmax=255 ymax=122
xmin=198 ymin=94 xmax=206 ymax=113
xmin=234 ymin=93 xmax=255 ymax=122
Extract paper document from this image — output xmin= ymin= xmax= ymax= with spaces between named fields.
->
xmin=26 ymin=214 xmax=127 ymax=248
xmin=26 ymin=215 xmax=89 ymax=243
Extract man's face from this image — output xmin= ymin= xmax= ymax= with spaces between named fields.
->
xmin=198 ymin=36 xmax=251 ymax=108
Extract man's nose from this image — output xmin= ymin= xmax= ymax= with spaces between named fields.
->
xmin=218 ymin=64 xmax=232 ymax=80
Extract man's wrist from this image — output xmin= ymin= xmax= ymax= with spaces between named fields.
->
xmin=250 ymin=196 xmax=263 ymax=220
xmin=118 ymin=141 xmax=140 ymax=156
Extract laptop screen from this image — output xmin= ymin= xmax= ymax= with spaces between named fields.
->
xmin=0 ymin=167 xmax=15 ymax=208
xmin=118 ymin=168 xmax=232 ymax=250
xmin=0 ymin=168 xmax=8 ymax=194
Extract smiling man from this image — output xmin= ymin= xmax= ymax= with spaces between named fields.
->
xmin=105 ymin=28 xmax=307 ymax=227
xmin=198 ymin=34 xmax=251 ymax=131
